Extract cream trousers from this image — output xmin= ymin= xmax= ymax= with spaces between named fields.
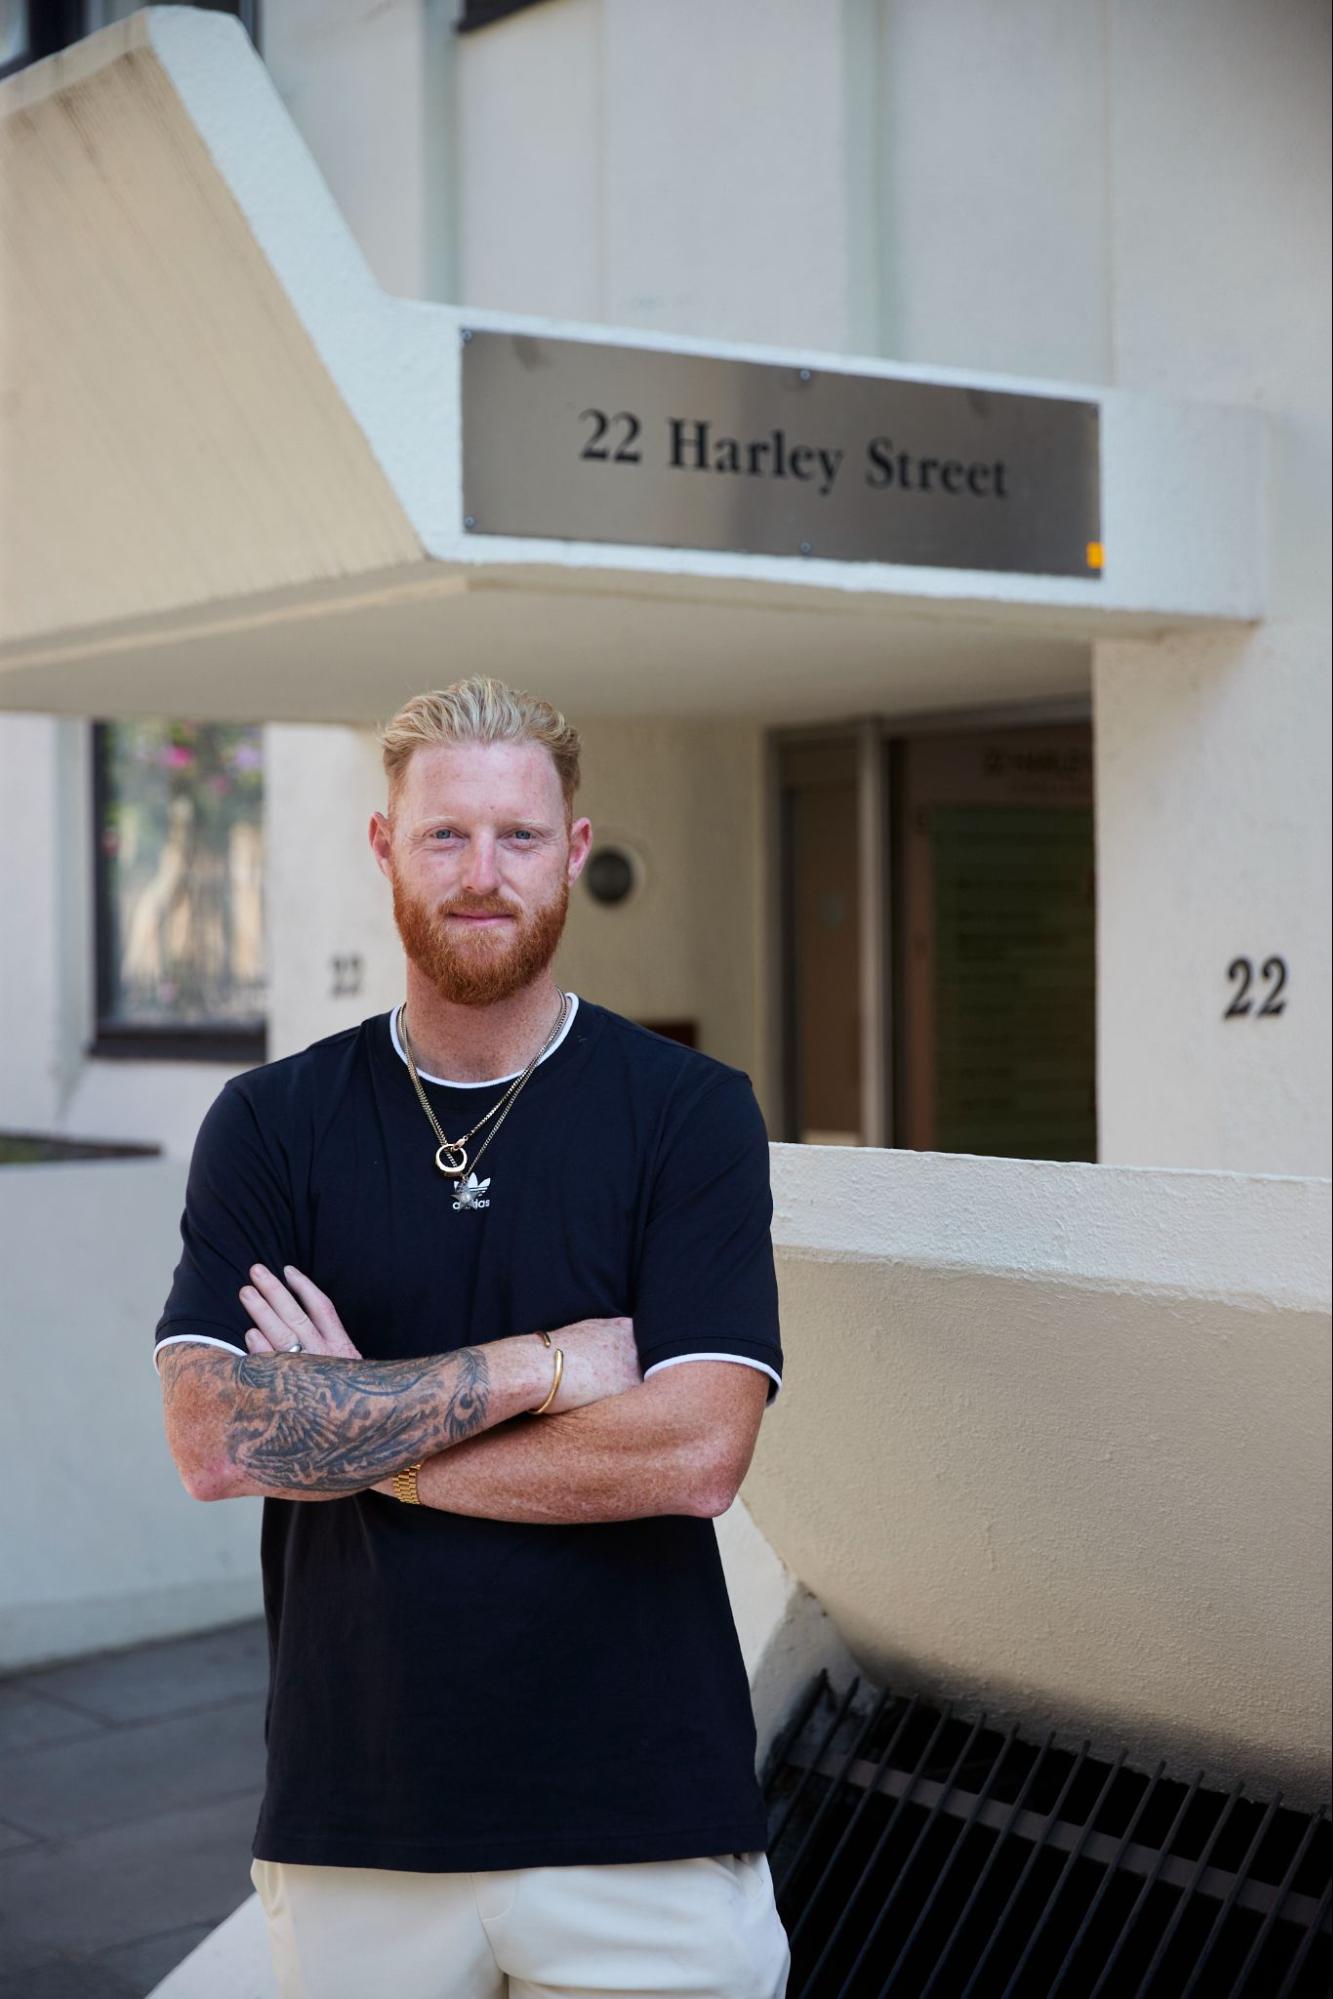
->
xmin=250 ymin=1850 xmax=791 ymax=1999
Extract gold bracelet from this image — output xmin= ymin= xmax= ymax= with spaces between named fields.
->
xmin=530 ymin=1330 xmax=563 ymax=1416
xmin=392 ymin=1460 xmax=424 ymax=1504
xmin=398 ymin=1331 xmax=558 ymax=1489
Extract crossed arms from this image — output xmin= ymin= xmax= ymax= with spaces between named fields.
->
xmin=158 ymin=1313 xmax=769 ymax=1525
xmin=369 ymin=1356 xmax=769 ymax=1524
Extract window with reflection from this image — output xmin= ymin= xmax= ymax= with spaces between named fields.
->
xmin=2 ymin=0 xmax=39 ymax=78
xmin=1 ymin=0 xmax=255 ymax=84
xmin=92 ymin=720 xmax=266 ymax=1061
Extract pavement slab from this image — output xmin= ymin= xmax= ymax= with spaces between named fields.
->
xmin=0 ymin=1620 xmax=266 ymax=1998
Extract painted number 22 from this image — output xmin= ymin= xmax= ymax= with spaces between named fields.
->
xmin=330 ymin=952 xmax=364 ymax=999
xmin=1224 ymin=956 xmax=1288 ymax=1019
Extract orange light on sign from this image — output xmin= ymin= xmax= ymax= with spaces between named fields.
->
xmin=1086 ymin=541 xmax=1104 ymax=571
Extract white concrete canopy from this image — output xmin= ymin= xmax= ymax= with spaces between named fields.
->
xmin=1 ymin=7 xmax=1267 ymax=726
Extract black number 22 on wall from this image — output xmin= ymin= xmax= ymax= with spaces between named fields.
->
xmin=1225 ymin=956 xmax=1288 ymax=1018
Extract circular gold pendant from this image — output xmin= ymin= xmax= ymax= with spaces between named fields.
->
xmin=434 ymin=1143 xmax=468 ymax=1179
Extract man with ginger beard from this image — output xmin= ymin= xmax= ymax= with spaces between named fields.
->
xmin=153 ymin=676 xmax=790 ymax=1998
xmin=387 ymin=818 xmax=571 ymax=1011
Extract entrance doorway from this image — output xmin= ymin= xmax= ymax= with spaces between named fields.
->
xmin=775 ymin=715 xmax=1096 ymax=1161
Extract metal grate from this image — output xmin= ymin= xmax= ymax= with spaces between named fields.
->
xmin=760 ymin=1671 xmax=1332 ymax=1999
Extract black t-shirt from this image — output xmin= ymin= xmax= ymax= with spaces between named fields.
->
xmin=153 ymin=996 xmax=784 ymax=1871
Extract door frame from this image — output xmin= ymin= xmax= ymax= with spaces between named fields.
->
xmin=767 ymin=696 xmax=1093 ymax=1148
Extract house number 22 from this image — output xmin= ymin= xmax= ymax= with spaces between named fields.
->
xmin=330 ymin=953 xmax=364 ymax=999
xmin=1224 ymin=956 xmax=1288 ymax=1019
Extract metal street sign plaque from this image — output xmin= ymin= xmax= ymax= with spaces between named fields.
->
xmin=460 ymin=330 xmax=1101 ymax=578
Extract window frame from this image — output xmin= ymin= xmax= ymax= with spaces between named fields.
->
xmin=456 ymin=0 xmax=553 ymax=35
xmin=1 ymin=0 xmax=80 ymax=81
xmin=88 ymin=719 xmax=267 ymax=1066
xmin=2 ymin=0 xmax=259 ymax=84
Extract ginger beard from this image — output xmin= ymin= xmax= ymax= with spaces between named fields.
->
xmin=390 ymin=860 xmax=571 ymax=1007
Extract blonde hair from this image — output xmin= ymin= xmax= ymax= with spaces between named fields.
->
xmin=376 ymin=677 xmax=581 ymax=820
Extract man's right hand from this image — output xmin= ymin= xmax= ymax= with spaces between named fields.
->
xmin=534 ymin=1316 xmax=640 ymax=1415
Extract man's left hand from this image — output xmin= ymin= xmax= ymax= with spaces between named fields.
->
xmin=238 ymin=1263 xmax=364 ymax=1361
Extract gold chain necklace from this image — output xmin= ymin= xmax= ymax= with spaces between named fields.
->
xmin=398 ymin=991 xmax=569 ymax=1193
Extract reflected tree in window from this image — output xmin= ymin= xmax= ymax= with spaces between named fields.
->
xmin=95 ymin=720 xmax=265 ymax=1032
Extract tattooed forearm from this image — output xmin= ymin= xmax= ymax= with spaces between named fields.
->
xmin=229 ymin=1347 xmax=492 ymax=1493
xmin=161 ymin=1341 xmax=539 ymax=1501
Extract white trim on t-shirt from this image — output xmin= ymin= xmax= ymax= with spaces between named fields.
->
xmin=388 ymin=993 xmax=579 ymax=1087
xmin=153 ymin=1331 xmax=246 ymax=1375
xmin=643 ymin=1353 xmax=782 ymax=1400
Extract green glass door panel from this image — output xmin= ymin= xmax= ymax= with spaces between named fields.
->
xmin=931 ymin=805 xmax=1095 ymax=1160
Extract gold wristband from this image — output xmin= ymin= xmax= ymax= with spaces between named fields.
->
xmin=529 ymin=1329 xmax=563 ymax=1416
xmin=392 ymin=1460 xmax=424 ymax=1504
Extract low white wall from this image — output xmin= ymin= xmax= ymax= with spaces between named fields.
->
xmin=0 ymin=1158 xmax=262 ymax=1672
xmin=750 ymin=1142 xmax=1332 ymax=1807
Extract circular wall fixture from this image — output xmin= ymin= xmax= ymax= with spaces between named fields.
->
xmin=583 ymin=843 xmax=642 ymax=908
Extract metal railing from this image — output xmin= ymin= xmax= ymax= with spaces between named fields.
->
xmin=761 ymin=1670 xmax=1331 ymax=1998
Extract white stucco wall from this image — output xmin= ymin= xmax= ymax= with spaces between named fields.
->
xmin=560 ymin=717 xmax=768 ymax=1085
xmin=456 ymin=0 xmax=879 ymax=353
xmin=1090 ymin=0 xmax=1331 ymax=1174
xmin=875 ymin=0 xmax=1112 ymax=383
xmin=261 ymin=0 xmax=457 ymax=303
xmin=0 ymin=716 xmax=84 ymax=1135
xmin=1096 ymin=630 xmax=1332 ymax=1175
xmin=0 ymin=1160 xmax=264 ymax=1668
